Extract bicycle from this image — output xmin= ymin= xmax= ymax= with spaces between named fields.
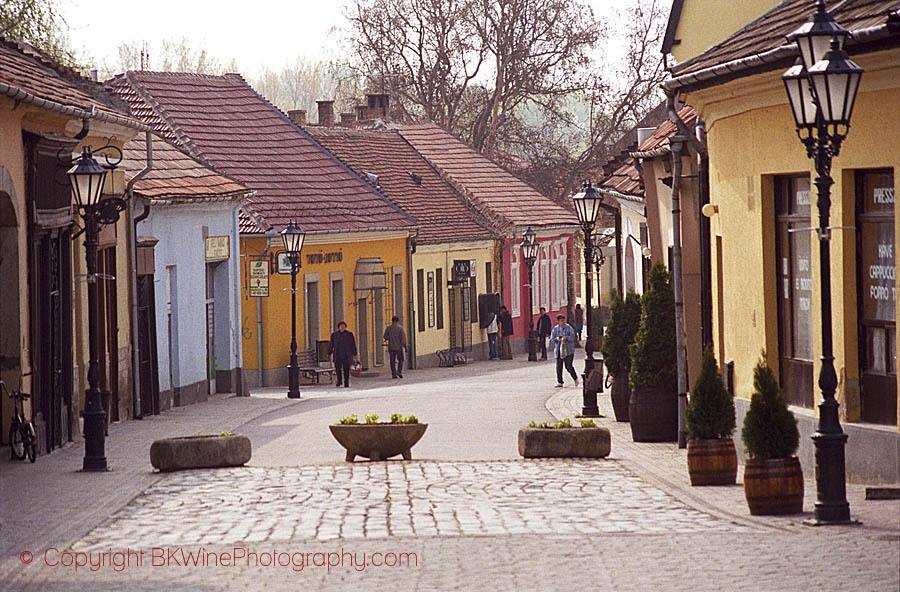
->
xmin=2 ymin=376 xmax=36 ymax=463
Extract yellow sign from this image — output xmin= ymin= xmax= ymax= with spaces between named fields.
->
xmin=249 ymin=260 xmax=269 ymax=297
xmin=205 ymin=236 xmax=230 ymax=261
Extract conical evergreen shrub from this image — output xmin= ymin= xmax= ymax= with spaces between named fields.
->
xmin=601 ymin=290 xmax=641 ymax=378
xmin=629 ymin=262 xmax=676 ymax=390
xmin=685 ymin=346 xmax=735 ymax=440
xmin=741 ymin=358 xmax=800 ymax=460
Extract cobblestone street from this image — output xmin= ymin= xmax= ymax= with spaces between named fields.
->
xmin=2 ymin=360 xmax=898 ymax=591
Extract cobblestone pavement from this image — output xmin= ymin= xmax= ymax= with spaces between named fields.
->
xmin=72 ymin=460 xmax=751 ymax=551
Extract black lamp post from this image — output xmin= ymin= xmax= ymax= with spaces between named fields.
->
xmin=782 ymin=0 xmax=862 ymax=525
xmin=573 ymin=181 xmax=604 ymax=417
xmin=521 ymin=227 xmax=539 ymax=362
xmin=282 ymin=220 xmax=306 ymax=399
xmin=67 ymin=145 xmax=127 ymax=472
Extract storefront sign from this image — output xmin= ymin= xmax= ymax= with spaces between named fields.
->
xmin=278 ymin=250 xmax=343 ymax=273
xmin=205 ymin=236 xmax=230 ymax=261
xmin=427 ymin=271 xmax=435 ymax=327
xmin=453 ymin=260 xmax=470 ymax=278
xmin=249 ymin=260 xmax=269 ymax=297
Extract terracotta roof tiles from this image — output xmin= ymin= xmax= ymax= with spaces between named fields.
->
xmin=308 ymin=127 xmax=494 ymax=244
xmin=395 ymin=122 xmax=578 ymax=232
xmin=108 ymin=71 xmax=416 ymax=235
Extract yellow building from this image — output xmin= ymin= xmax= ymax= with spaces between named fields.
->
xmin=665 ymin=0 xmax=899 ymax=483
xmin=1 ymin=39 xmax=145 ymax=454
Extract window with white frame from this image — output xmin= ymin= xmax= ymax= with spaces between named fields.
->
xmin=530 ymin=245 xmax=540 ymax=314
xmin=540 ymin=244 xmax=550 ymax=311
xmin=510 ymin=248 xmax=520 ymax=317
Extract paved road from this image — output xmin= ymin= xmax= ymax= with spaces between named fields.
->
xmin=2 ymin=359 xmax=898 ymax=591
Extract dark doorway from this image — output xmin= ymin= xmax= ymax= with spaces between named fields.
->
xmin=775 ymin=175 xmax=814 ymax=408
xmin=856 ymin=169 xmax=896 ymax=425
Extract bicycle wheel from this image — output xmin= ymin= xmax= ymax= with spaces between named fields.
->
xmin=8 ymin=422 xmax=25 ymax=460
xmin=25 ymin=424 xmax=36 ymax=463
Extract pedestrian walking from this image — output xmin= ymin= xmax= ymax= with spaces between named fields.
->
xmin=486 ymin=310 xmax=499 ymax=360
xmin=550 ymin=314 xmax=578 ymax=387
xmin=537 ymin=307 xmax=552 ymax=360
xmin=574 ymin=303 xmax=584 ymax=341
xmin=383 ymin=316 xmax=407 ymax=379
xmin=327 ymin=320 xmax=357 ymax=388
xmin=498 ymin=305 xmax=514 ymax=360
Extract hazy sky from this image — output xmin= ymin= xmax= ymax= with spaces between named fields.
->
xmin=63 ymin=0 xmax=637 ymax=78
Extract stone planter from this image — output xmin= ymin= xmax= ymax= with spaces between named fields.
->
xmin=150 ymin=434 xmax=251 ymax=472
xmin=518 ymin=427 xmax=611 ymax=459
xmin=744 ymin=456 xmax=804 ymax=515
xmin=329 ymin=423 xmax=428 ymax=462
xmin=686 ymin=438 xmax=737 ymax=485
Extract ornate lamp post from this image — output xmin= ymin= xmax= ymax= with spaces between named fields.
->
xmin=282 ymin=220 xmax=306 ymax=399
xmin=782 ymin=0 xmax=862 ymax=525
xmin=520 ymin=227 xmax=539 ymax=362
xmin=573 ymin=181 xmax=604 ymax=417
xmin=67 ymin=145 xmax=127 ymax=471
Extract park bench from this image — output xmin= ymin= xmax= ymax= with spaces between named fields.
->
xmin=296 ymin=348 xmax=335 ymax=384
xmin=437 ymin=349 xmax=468 ymax=367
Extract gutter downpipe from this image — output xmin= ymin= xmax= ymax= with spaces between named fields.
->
xmin=127 ymin=132 xmax=153 ymax=419
xmin=407 ymin=237 xmax=416 ymax=370
xmin=670 ymin=135 xmax=688 ymax=449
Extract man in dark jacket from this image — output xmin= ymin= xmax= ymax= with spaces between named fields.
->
xmin=498 ymin=305 xmax=514 ymax=360
xmin=383 ymin=316 xmax=408 ymax=379
xmin=327 ymin=320 xmax=357 ymax=387
xmin=537 ymin=307 xmax=552 ymax=360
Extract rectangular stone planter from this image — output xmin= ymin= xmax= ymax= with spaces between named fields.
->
xmin=150 ymin=434 xmax=251 ymax=472
xmin=518 ymin=427 xmax=611 ymax=458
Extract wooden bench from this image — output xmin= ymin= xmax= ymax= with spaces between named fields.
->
xmin=437 ymin=349 xmax=468 ymax=367
xmin=296 ymin=349 xmax=335 ymax=384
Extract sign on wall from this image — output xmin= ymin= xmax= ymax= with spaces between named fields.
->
xmin=205 ymin=236 xmax=230 ymax=261
xmin=249 ymin=260 xmax=269 ymax=297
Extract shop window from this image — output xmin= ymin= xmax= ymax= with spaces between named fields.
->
xmin=436 ymin=268 xmax=444 ymax=329
xmin=417 ymin=269 xmax=425 ymax=332
xmin=510 ymin=249 xmax=520 ymax=317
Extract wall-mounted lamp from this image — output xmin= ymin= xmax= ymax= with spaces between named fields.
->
xmin=641 ymin=246 xmax=652 ymax=258
xmin=701 ymin=203 xmax=719 ymax=218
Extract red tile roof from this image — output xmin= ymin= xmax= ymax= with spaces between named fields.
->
xmin=122 ymin=134 xmax=251 ymax=202
xmin=633 ymin=106 xmax=697 ymax=155
xmin=308 ymin=127 xmax=495 ymax=244
xmin=107 ymin=71 xmax=417 ymax=235
xmin=0 ymin=37 xmax=141 ymax=128
xmin=598 ymin=161 xmax=644 ymax=200
xmin=395 ymin=122 xmax=578 ymax=232
xmin=670 ymin=0 xmax=900 ymax=86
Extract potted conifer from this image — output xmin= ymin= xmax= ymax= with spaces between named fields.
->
xmin=741 ymin=358 xmax=803 ymax=515
xmin=685 ymin=346 xmax=737 ymax=485
xmin=600 ymin=290 xmax=641 ymax=422
xmin=628 ymin=262 xmax=678 ymax=442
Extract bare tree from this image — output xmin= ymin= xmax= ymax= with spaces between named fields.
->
xmin=1 ymin=0 xmax=77 ymax=65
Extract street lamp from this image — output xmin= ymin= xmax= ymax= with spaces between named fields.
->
xmin=573 ymin=181 xmax=604 ymax=417
xmin=67 ymin=145 xmax=127 ymax=471
xmin=782 ymin=0 xmax=862 ymax=525
xmin=520 ymin=227 xmax=539 ymax=362
xmin=282 ymin=220 xmax=306 ymax=399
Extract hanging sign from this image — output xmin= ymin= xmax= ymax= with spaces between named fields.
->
xmin=249 ymin=260 xmax=269 ymax=297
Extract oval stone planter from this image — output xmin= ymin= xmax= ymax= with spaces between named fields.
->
xmin=150 ymin=434 xmax=251 ymax=472
xmin=686 ymin=438 xmax=738 ymax=485
xmin=518 ymin=427 xmax=611 ymax=459
xmin=329 ymin=423 xmax=428 ymax=462
xmin=744 ymin=456 xmax=804 ymax=515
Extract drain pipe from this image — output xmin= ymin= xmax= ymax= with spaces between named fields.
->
xmin=670 ymin=135 xmax=689 ymax=449
xmin=407 ymin=238 xmax=417 ymax=369
xmin=127 ymin=132 xmax=154 ymax=419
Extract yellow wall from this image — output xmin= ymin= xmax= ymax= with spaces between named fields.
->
xmin=686 ymin=48 xmax=900 ymax=428
xmin=240 ymin=232 xmax=409 ymax=381
xmin=669 ymin=0 xmax=780 ymax=64
xmin=411 ymin=242 xmax=495 ymax=359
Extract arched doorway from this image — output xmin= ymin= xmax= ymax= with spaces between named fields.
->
xmin=0 ymin=169 xmax=22 ymax=445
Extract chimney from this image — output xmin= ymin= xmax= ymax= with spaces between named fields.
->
xmin=365 ymin=93 xmax=390 ymax=120
xmin=340 ymin=112 xmax=356 ymax=127
xmin=287 ymin=109 xmax=306 ymax=126
xmin=91 ymin=69 xmax=99 ymax=82
xmin=356 ymin=104 xmax=369 ymax=121
xmin=636 ymin=127 xmax=655 ymax=148
xmin=316 ymin=100 xmax=335 ymax=127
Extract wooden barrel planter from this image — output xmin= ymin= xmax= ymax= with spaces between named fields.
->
xmin=629 ymin=385 xmax=677 ymax=442
xmin=609 ymin=374 xmax=631 ymax=422
xmin=686 ymin=438 xmax=737 ymax=485
xmin=744 ymin=456 xmax=804 ymax=515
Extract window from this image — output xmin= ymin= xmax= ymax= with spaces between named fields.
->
xmin=436 ymin=268 xmax=444 ymax=329
xmin=775 ymin=175 xmax=813 ymax=408
xmin=305 ymin=277 xmax=320 ymax=349
xmin=393 ymin=270 xmax=403 ymax=324
xmin=540 ymin=244 xmax=550 ymax=311
xmin=427 ymin=271 xmax=435 ymax=328
xmin=469 ymin=273 xmax=477 ymax=322
xmin=574 ymin=246 xmax=581 ymax=297
xmin=510 ymin=249 xmax=520 ymax=316
xmin=485 ymin=261 xmax=492 ymax=293
xmin=417 ymin=269 xmax=425 ymax=332
xmin=331 ymin=274 xmax=344 ymax=333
